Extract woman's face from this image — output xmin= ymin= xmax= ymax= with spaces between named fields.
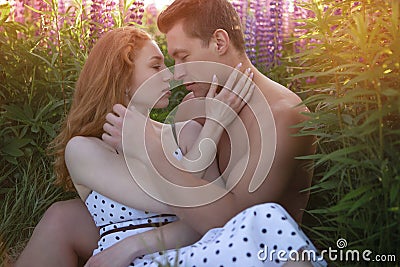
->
xmin=127 ymin=40 xmax=173 ymax=109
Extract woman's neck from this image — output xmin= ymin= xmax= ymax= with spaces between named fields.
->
xmin=134 ymin=105 xmax=149 ymax=115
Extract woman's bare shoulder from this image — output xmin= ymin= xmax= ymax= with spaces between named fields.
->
xmin=65 ymin=136 xmax=115 ymax=161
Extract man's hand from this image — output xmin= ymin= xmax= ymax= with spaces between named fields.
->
xmin=102 ymin=104 xmax=125 ymax=154
xmin=103 ymin=104 xmax=157 ymax=161
xmin=84 ymin=237 xmax=138 ymax=267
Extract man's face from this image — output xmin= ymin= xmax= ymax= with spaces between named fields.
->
xmin=166 ymin=21 xmax=220 ymax=98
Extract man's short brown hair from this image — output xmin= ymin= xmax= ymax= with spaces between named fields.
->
xmin=157 ymin=0 xmax=245 ymax=53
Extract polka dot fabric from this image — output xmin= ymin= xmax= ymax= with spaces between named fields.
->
xmin=131 ymin=203 xmax=327 ymax=267
xmin=86 ymin=193 xmax=326 ymax=266
xmin=86 ymin=191 xmax=167 ymax=227
xmin=85 ymin=191 xmax=177 ymax=257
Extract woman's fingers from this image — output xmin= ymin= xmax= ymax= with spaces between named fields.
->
xmin=221 ymin=62 xmax=242 ymax=92
xmin=232 ymin=67 xmax=251 ymax=95
xmin=207 ymin=74 xmax=219 ymax=98
xmin=239 ymin=83 xmax=255 ymax=110
xmin=238 ymin=71 xmax=254 ymax=100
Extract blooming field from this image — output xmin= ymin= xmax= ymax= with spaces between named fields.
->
xmin=1 ymin=0 xmax=399 ymax=265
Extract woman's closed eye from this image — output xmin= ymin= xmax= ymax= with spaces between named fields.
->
xmin=152 ymin=65 xmax=162 ymax=70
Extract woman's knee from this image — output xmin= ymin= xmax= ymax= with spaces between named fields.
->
xmin=39 ymin=199 xmax=89 ymax=236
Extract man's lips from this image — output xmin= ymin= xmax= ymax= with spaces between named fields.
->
xmin=185 ymin=82 xmax=196 ymax=90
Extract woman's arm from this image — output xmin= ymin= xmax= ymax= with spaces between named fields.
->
xmin=65 ymin=136 xmax=170 ymax=214
xmin=84 ymin=220 xmax=201 ymax=267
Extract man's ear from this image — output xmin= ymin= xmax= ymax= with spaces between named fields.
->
xmin=212 ymin=29 xmax=230 ymax=55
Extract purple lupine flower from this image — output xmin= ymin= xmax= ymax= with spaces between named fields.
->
xmin=32 ymin=0 xmax=52 ymax=45
xmin=89 ymin=0 xmax=106 ymax=42
xmin=126 ymin=0 xmax=145 ymax=25
xmin=58 ymin=0 xmax=66 ymax=14
xmin=12 ymin=0 xmax=25 ymax=24
xmin=233 ymin=0 xmax=258 ymax=65
xmin=104 ymin=0 xmax=116 ymax=29
xmin=292 ymin=0 xmax=310 ymax=54
xmin=30 ymin=0 xmax=42 ymax=22
xmin=232 ymin=0 xmax=287 ymax=71
xmin=245 ymin=14 xmax=257 ymax=65
xmin=57 ymin=0 xmax=67 ymax=30
xmin=145 ymin=3 xmax=158 ymax=25
xmin=255 ymin=0 xmax=270 ymax=69
xmin=231 ymin=0 xmax=246 ymax=24
xmin=334 ymin=8 xmax=342 ymax=16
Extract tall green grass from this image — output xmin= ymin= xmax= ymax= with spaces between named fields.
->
xmin=288 ymin=0 xmax=400 ymax=265
xmin=0 ymin=1 xmax=87 ymax=262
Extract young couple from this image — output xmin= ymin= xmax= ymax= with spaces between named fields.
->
xmin=15 ymin=0 xmax=327 ymax=266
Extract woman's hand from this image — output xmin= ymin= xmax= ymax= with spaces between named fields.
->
xmin=205 ymin=63 xmax=255 ymax=128
xmin=84 ymin=237 xmax=138 ymax=267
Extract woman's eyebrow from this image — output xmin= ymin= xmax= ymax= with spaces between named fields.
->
xmin=149 ymin=55 xmax=163 ymax=62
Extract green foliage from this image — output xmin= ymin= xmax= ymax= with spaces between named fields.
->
xmin=0 ymin=2 xmax=87 ymax=261
xmin=288 ymin=0 xmax=400 ymax=264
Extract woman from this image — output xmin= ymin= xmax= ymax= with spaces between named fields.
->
xmin=13 ymin=26 xmax=250 ymax=267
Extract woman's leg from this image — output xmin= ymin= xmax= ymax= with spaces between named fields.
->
xmin=15 ymin=199 xmax=99 ymax=267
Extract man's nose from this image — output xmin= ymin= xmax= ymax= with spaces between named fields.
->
xmin=163 ymin=67 xmax=173 ymax=82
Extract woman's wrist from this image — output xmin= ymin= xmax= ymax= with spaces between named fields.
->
xmin=203 ymin=119 xmax=224 ymax=139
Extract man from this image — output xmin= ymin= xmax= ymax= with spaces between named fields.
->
xmin=15 ymin=0 xmax=318 ymax=266
xmin=151 ymin=0 xmax=315 ymax=227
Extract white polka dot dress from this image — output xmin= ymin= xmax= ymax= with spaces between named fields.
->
xmin=85 ymin=191 xmax=177 ymax=259
xmin=86 ymin=193 xmax=327 ymax=266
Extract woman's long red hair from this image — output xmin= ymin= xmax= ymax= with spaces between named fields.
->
xmin=50 ymin=27 xmax=151 ymax=191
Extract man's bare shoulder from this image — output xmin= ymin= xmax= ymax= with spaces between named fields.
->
xmin=256 ymin=77 xmax=310 ymax=127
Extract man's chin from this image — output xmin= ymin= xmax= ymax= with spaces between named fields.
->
xmin=186 ymin=83 xmax=209 ymax=98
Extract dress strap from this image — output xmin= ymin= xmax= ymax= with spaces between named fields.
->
xmin=171 ymin=123 xmax=183 ymax=161
xmin=171 ymin=122 xmax=179 ymax=147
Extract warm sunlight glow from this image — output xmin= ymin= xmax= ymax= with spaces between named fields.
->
xmin=144 ymin=0 xmax=173 ymax=10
